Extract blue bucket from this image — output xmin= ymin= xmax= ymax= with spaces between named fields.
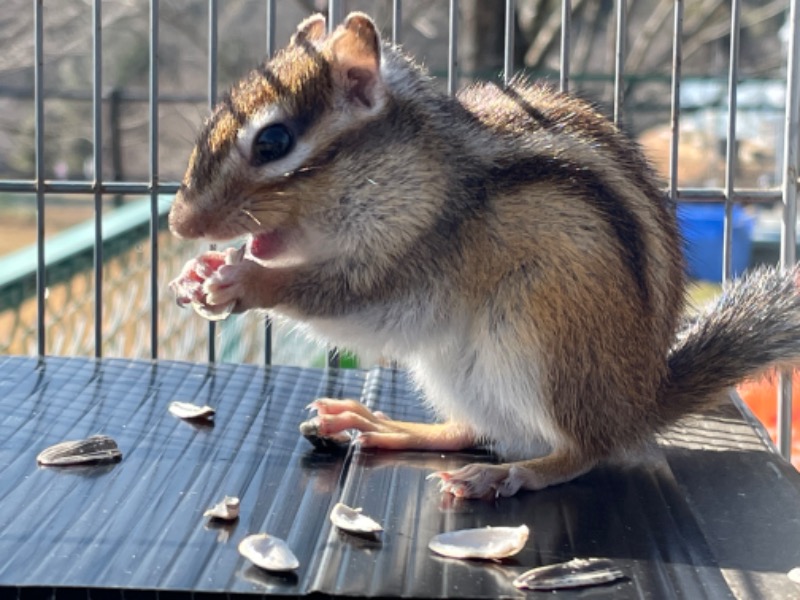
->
xmin=676 ymin=203 xmax=754 ymax=282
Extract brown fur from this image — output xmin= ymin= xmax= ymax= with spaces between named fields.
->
xmin=169 ymin=12 xmax=800 ymax=497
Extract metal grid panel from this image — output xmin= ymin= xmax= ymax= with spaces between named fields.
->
xmin=1 ymin=0 xmax=798 ymax=457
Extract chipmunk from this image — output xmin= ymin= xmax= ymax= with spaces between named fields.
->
xmin=168 ymin=11 xmax=800 ymax=498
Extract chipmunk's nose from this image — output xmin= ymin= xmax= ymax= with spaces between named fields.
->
xmin=168 ymin=190 xmax=206 ymax=239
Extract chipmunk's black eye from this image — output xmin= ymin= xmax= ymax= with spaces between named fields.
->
xmin=252 ymin=124 xmax=293 ymax=166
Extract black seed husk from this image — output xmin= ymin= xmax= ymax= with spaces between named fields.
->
xmin=37 ymin=435 xmax=123 ymax=466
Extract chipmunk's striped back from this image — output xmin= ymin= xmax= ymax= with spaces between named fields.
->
xmin=170 ymin=11 xmax=800 ymax=497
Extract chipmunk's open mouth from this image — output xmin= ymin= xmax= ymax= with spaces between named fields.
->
xmin=248 ymin=229 xmax=287 ymax=261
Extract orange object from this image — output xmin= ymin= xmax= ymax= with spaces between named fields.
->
xmin=737 ymin=370 xmax=800 ymax=469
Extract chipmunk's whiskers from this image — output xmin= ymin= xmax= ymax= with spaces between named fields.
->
xmin=241 ymin=208 xmax=262 ymax=226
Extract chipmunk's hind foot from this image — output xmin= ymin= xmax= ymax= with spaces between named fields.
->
xmin=432 ymin=452 xmax=596 ymax=498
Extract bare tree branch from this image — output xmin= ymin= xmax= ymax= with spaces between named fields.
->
xmin=625 ymin=0 xmax=674 ymax=74
xmin=524 ymin=0 xmax=589 ymax=70
xmin=682 ymin=0 xmax=787 ymax=64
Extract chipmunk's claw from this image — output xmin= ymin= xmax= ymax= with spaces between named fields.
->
xmin=429 ymin=464 xmax=519 ymax=499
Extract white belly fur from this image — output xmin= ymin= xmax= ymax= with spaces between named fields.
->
xmin=287 ymin=305 xmax=562 ymax=461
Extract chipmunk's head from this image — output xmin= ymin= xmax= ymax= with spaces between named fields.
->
xmin=169 ymin=12 xmax=389 ymax=261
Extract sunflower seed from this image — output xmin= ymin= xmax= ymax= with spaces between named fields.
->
xmin=37 ymin=435 xmax=122 ymax=467
xmin=299 ymin=418 xmax=351 ymax=452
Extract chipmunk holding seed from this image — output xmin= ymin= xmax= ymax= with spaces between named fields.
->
xmin=169 ymin=12 xmax=800 ymax=498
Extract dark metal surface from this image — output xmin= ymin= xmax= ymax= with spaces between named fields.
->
xmin=0 ymin=355 xmax=799 ymax=598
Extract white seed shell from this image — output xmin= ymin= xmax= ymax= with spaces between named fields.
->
xmin=788 ymin=567 xmax=800 ymax=584
xmin=169 ymin=401 xmax=216 ymax=420
xmin=203 ymin=496 xmax=240 ymax=521
xmin=512 ymin=558 xmax=625 ymax=590
xmin=192 ymin=302 xmax=236 ymax=321
xmin=329 ymin=502 xmax=383 ymax=534
xmin=238 ymin=534 xmax=299 ymax=572
xmin=428 ymin=525 xmax=529 ymax=560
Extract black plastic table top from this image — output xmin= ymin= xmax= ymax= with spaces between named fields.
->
xmin=1 ymin=354 xmax=799 ymax=599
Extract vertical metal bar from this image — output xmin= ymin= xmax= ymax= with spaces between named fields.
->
xmin=326 ymin=0 xmax=343 ymax=369
xmin=779 ymin=376 xmax=796 ymax=460
xmin=266 ymin=0 xmax=276 ymax=57
xmin=560 ymin=0 xmax=571 ymax=92
xmin=264 ymin=316 xmax=273 ymax=366
xmin=504 ymin=0 xmax=515 ymax=86
xmin=208 ymin=2 xmax=217 ymax=143
xmin=264 ymin=0 xmax=275 ymax=365
xmin=34 ymin=0 xmax=45 ymax=357
xmin=613 ymin=0 xmax=626 ymax=125
xmin=207 ymin=0 xmax=218 ymax=363
xmin=392 ymin=0 xmax=402 ymax=45
xmin=722 ymin=0 xmax=741 ymax=284
xmin=448 ymin=0 xmax=459 ymax=96
xmin=668 ymin=0 xmax=683 ymax=204
xmin=149 ymin=0 xmax=160 ymax=360
xmin=92 ymin=0 xmax=103 ymax=358
xmin=779 ymin=0 xmax=800 ymax=459
xmin=328 ymin=0 xmax=343 ymax=32
xmin=327 ymin=349 xmax=340 ymax=370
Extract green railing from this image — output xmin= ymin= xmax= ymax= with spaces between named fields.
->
xmin=0 ymin=197 xmax=332 ymax=366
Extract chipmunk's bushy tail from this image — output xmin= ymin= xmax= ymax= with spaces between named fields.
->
xmin=656 ymin=265 xmax=800 ymax=425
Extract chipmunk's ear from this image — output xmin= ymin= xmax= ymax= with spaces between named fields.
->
xmin=292 ymin=14 xmax=326 ymax=45
xmin=330 ymin=12 xmax=384 ymax=111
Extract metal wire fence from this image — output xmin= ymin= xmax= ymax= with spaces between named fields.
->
xmin=0 ymin=0 xmax=798 ymax=455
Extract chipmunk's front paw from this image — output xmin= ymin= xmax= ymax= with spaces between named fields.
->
xmin=170 ymin=251 xmax=226 ymax=306
xmin=170 ymin=246 xmax=245 ymax=321
xmin=302 ymin=399 xmax=477 ymax=452
xmin=204 ymin=260 xmax=254 ymax=309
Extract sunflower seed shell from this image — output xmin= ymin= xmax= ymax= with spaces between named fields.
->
xmin=788 ymin=566 xmax=800 ymax=584
xmin=169 ymin=401 xmax=216 ymax=420
xmin=329 ymin=502 xmax=383 ymax=534
xmin=512 ymin=557 xmax=625 ymax=590
xmin=204 ymin=496 xmax=240 ymax=521
xmin=428 ymin=525 xmax=529 ymax=560
xmin=238 ymin=533 xmax=299 ymax=572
